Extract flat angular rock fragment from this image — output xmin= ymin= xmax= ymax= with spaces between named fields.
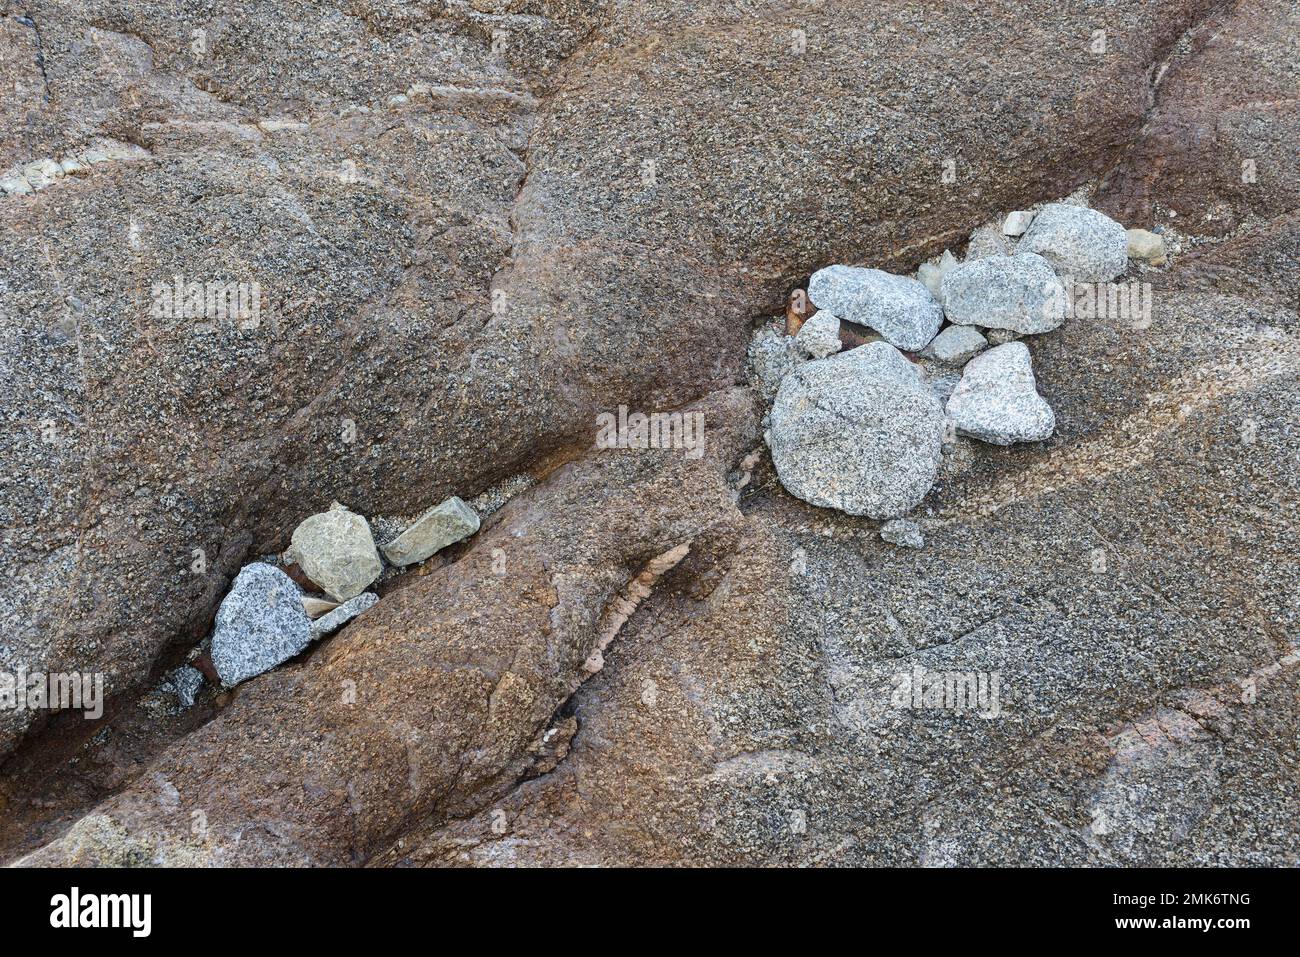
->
xmin=211 ymin=563 xmax=312 ymax=687
xmin=924 ymin=324 xmax=989 ymax=365
xmin=287 ymin=504 xmax=383 ymax=602
xmin=748 ymin=325 xmax=808 ymax=400
xmin=918 ymin=250 xmax=960 ymax=303
xmin=794 ymin=311 xmax=842 ymax=359
xmin=380 ymin=496 xmax=480 ymax=567
xmin=945 ymin=342 xmax=1055 ymax=445
xmin=310 ymin=592 xmax=379 ymax=641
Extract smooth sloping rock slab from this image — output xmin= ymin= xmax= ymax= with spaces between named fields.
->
xmin=808 ymin=266 xmax=943 ymax=351
xmin=941 ymin=252 xmax=1066 ymax=334
xmin=1018 ymin=203 xmax=1129 ymax=281
xmin=794 ymin=311 xmax=842 ymax=359
xmin=310 ymin=592 xmax=378 ymax=641
xmin=286 ymin=503 xmax=383 ymax=602
xmin=380 ymin=496 xmax=480 ymax=567
xmin=211 ymin=563 xmax=312 ymax=687
xmin=924 ymin=324 xmax=989 ymax=365
xmin=767 ymin=342 xmax=945 ymax=518
xmin=946 ymin=342 xmax=1055 ymax=445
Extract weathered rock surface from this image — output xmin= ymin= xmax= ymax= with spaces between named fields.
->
xmin=767 ymin=344 xmax=945 ymax=518
xmin=14 ymin=389 xmax=760 ymax=866
xmin=0 ymin=0 xmax=1225 ymax=761
xmin=880 ymin=518 xmax=924 ymax=549
xmin=287 ymin=505 xmax=383 ymax=602
xmin=1095 ymin=0 xmax=1300 ymax=238
xmin=808 ymin=266 xmax=943 ymax=351
xmin=379 ymin=497 xmax=480 ymax=567
xmin=946 ymin=342 xmax=1055 ymax=445
xmin=924 ymin=325 xmax=989 ymax=365
xmin=793 ymin=312 xmax=842 ymax=360
xmin=309 ymin=592 xmax=378 ymax=641
xmin=210 ymin=563 xmax=312 ymax=688
xmin=365 ymin=288 xmax=1299 ymax=868
xmin=1018 ymin=203 xmax=1129 ymax=281
xmin=941 ymin=253 xmax=1065 ymax=334
xmin=7 ymin=0 xmax=1297 ymax=875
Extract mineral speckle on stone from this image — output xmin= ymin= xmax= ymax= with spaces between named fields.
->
xmin=210 ymin=563 xmax=312 ymax=688
xmin=286 ymin=503 xmax=383 ymax=602
xmin=794 ymin=310 xmax=842 ymax=359
xmin=808 ymin=265 xmax=943 ymax=352
xmin=766 ymin=342 xmax=946 ymax=518
xmin=310 ymin=592 xmax=379 ymax=641
xmin=880 ymin=518 xmax=924 ymax=549
xmin=380 ymin=496 xmax=480 ymax=567
xmin=941 ymin=252 xmax=1066 ymax=334
xmin=946 ymin=342 xmax=1055 ymax=445
xmin=1018 ymin=202 xmax=1129 ymax=281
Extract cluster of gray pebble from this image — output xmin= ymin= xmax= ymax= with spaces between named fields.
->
xmin=750 ymin=200 xmax=1167 ymax=549
xmin=163 ymin=496 xmax=481 ymax=703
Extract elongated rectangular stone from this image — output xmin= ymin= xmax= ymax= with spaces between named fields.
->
xmin=310 ymin=592 xmax=378 ymax=640
xmin=380 ymin=496 xmax=480 ymax=567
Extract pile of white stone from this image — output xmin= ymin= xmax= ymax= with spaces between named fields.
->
xmin=752 ymin=201 xmax=1167 ymax=547
xmin=203 ymin=496 xmax=480 ymax=689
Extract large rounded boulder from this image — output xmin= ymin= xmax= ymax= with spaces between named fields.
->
xmin=766 ymin=343 xmax=945 ymax=518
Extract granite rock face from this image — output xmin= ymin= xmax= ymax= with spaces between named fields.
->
xmin=1095 ymin=0 xmax=1300 ymax=237
xmin=808 ymin=266 xmax=943 ymax=352
xmin=946 ymin=342 xmax=1055 ymax=445
xmin=767 ymin=344 xmax=945 ymax=518
xmin=7 ymin=0 xmax=1298 ymax=874
xmin=210 ymin=564 xmax=312 ymax=688
xmin=1018 ymin=203 xmax=1129 ymax=282
xmin=0 ymin=0 xmax=1224 ymax=760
